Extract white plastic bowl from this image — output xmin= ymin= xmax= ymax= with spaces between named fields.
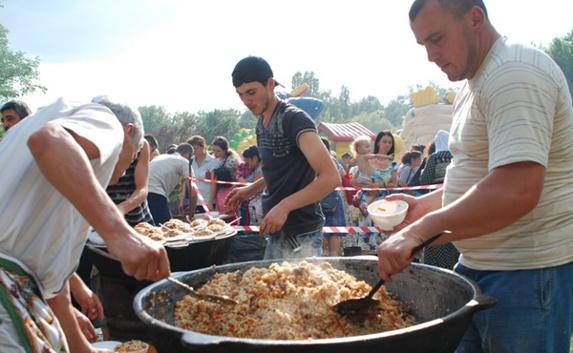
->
xmin=367 ymin=199 xmax=409 ymax=231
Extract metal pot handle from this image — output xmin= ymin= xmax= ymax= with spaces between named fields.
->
xmin=468 ymin=293 xmax=497 ymax=312
xmin=181 ymin=331 xmax=233 ymax=347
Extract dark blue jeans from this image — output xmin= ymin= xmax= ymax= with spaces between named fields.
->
xmin=147 ymin=192 xmax=171 ymax=225
xmin=455 ymin=261 xmax=573 ymax=353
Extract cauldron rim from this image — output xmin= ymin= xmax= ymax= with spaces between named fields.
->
xmin=133 ymin=257 xmax=495 ymax=346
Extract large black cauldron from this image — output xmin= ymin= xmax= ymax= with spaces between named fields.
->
xmin=134 ymin=257 xmax=496 ymax=353
xmin=86 ymin=234 xmax=233 ymax=340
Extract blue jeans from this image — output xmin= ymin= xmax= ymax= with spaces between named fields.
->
xmin=454 ymin=262 xmax=573 ymax=353
xmin=147 ymin=192 xmax=171 ymax=225
xmin=264 ymin=229 xmax=323 ymax=260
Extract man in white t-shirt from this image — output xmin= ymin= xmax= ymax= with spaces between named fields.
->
xmin=147 ymin=143 xmax=194 ymax=224
xmin=0 ymin=97 xmax=170 ymax=353
xmin=378 ymin=1 xmax=573 ymax=353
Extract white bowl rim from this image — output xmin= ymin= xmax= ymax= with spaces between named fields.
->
xmin=367 ymin=199 xmax=409 ymax=216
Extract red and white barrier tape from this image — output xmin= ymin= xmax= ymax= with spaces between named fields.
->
xmin=190 ymin=176 xmax=443 ymax=192
xmin=190 ymin=181 xmax=212 ymax=214
xmin=232 ymin=225 xmax=386 ymax=234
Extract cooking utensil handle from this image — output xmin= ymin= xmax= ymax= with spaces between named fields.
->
xmin=86 ymin=245 xmax=119 ymax=261
xmin=370 ymin=278 xmax=385 ymax=295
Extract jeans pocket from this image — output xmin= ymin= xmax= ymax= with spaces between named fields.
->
xmin=538 ymin=268 xmax=555 ymax=309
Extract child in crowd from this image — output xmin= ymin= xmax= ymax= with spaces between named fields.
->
xmin=212 ymin=166 xmax=236 ymax=219
xmin=349 ymin=136 xmax=392 ymax=215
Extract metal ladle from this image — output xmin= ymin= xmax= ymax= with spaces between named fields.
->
xmin=333 ymin=232 xmax=445 ymax=316
xmin=167 ymin=277 xmax=238 ymax=305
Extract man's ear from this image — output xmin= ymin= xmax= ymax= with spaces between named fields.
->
xmin=123 ymin=123 xmax=134 ymax=136
xmin=469 ymin=5 xmax=485 ymax=29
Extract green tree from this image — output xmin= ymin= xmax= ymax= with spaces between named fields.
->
xmin=382 ymin=95 xmax=412 ymax=128
xmin=172 ymin=111 xmax=199 ymax=142
xmin=354 ymin=96 xmax=383 ymax=114
xmin=138 ymin=105 xmax=172 ymax=150
xmin=196 ymin=109 xmax=241 ymax=144
xmin=0 ymin=25 xmax=45 ymax=100
xmin=139 ymin=105 xmax=170 ymax=134
xmin=352 ymin=112 xmax=393 ymax=134
xmin=291 ymin=71 xmax=320 ymax=96
xmin=546 ymin=29 xmax=573 ymax=97
xmin=238 ymin=110 xmax=257 ymax=130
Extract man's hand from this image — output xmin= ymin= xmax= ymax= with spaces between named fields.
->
xmin=225 ymin=186 xmax=251 ymax=211
xmin=259 ymin=203 xmax=290 ymax=235
xmin=74 ymin=307 xmax=98 ymax=342
xmin=69 ymin=274 xmax=104 ymax=321
xmin=384 ymin=193 xmax=431 ymax=232
xmin=106 ymin=233 xmax=170 ymax=281
xmin=377 ymin=229 xmax=424 ymax=281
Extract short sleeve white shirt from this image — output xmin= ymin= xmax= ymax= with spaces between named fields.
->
xmin=446 ymin=38 xmax=573 ymax=270
xmin=0 ymin=98 xmax=124 ymax=297
xmin=147 ymin=154 xmax=190 ymax=198
xmin=191 ymin=154 xmax=218 ymax=205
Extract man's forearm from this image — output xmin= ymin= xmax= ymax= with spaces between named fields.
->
xmin=248 ymin=177 xmax=266 ymax=196
xmin=118 ymin=187 xmax=148 ymax=214
xmin=47 ymin=283 xmax=92 ymax=353
xmin=410 ymin=163 xmax=544 ymax=244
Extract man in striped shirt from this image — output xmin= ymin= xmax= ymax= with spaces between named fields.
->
xmin=378 ymin=1 xmax=573 ymax=352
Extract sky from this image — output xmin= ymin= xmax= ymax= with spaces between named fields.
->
xmin=1 ymin=0 xmax=572 ymax=114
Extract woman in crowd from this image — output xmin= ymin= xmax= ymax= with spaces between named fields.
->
xmin=187 ymin=135 xmax=219 ymax=214
xmin=239 ymin=145 xmax=264 ymax=225
xmin=420 ymin=130 xmax=453 ymax=185
xmin=226 ymin=145 xmax=267 ymax=263
xmin=355 ymin=131 xmax=398 ymax=217
xmin=398 ymin=150 xmax=422 ymax=186
xmin=209 ymin=136 xmax=241 ymax=214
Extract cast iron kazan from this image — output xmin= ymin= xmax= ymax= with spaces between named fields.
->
xmin=134 ymin=257 xmax=496 ymax=353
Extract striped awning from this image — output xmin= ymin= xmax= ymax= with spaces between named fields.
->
xmin=317 ymin=122 xmax=375 ymax=142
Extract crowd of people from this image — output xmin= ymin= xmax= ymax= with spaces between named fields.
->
xmin=0 ymin=0 xmax=572 ymax=352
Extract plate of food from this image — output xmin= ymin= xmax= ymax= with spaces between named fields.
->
xmin=187 ymin=217 xmax=236 ymax=242
xmin=92 ymin=340 xmax=121 ymax=350
xmin=114 ymin=340 xmax=150 ymax=353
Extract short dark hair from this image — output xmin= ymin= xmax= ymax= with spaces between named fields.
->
xmin=1 ymin=100 xmax=32 ymax=119
xmin=402 ymin=152 xmax=414 ymax=165
xmin=409 ymin=0 xmax=488 ymax=21
xmin=144 ymin=134 xmax=158 ymax=151
xmin=176 ymin=143 xmax=194 ymax=156
xmin=410 ymin=150 xmax=423 ymax=160
xmin=187 ymin=135 xmax=206 ymax=148
xmin=242 ymin=145 xmax=259 ymax=159
xmin=232 ymin=56 xmax=276 ymax=88
xmin=411 ymin=144 xmax=426 ymax=153
xmin=212 ymin=136 xmax=230 ymax=154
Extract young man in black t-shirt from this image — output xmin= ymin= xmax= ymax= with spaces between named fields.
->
xmin=226 ymin=56 xmax=341 ymax=259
